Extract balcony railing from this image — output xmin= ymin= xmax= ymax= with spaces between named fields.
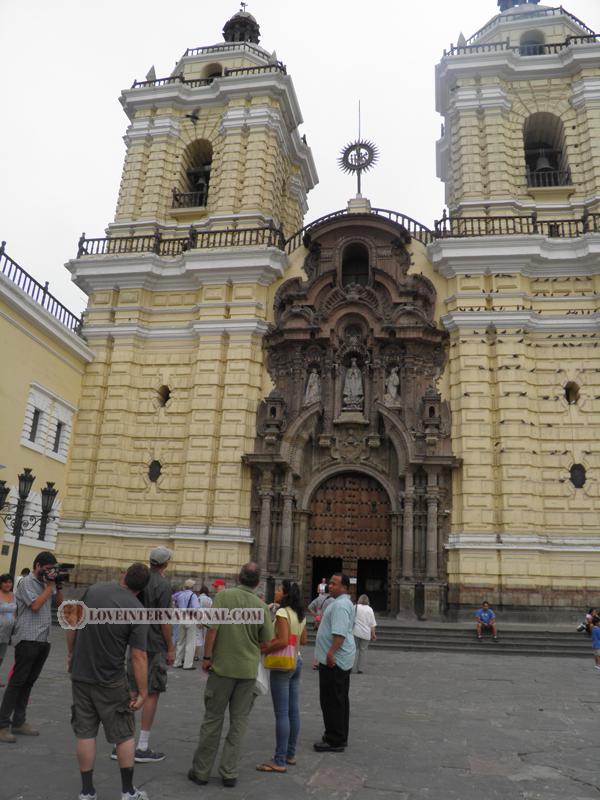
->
xmin=172 ymin=189 xmax=207 ymax=209
xmin=466 ymin=6 xmax=595 ymax=46
xmin=76 ymin=226 xmax=285 ymax=259
xmin=434 ymin=211 xmax=600 ymax=238
xmin=445 ymin=32 xmax=599 ymax=58
xmin=527 ymin=169 xmax=572 ymax=188
xmin=0 ymin=242 xmax=83 ymax=334
xmin=184 ymin=41 xmax=267 ymax=59
xmin=131 ymin=62 xmax=286 ymax=89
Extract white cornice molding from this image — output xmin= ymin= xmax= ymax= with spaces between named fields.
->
xmin=429 ymin=234 xmax=600 ymax=276
xmin=67 ymin=247 xmax=288 ymax=294
xmin=451 ymin=196 xmax=600 ymax=214
xmin=124 ymin=116 xmax=181 ymax=144
xmin=447 ymin=531 xmax=600 ymax=553
xmin=442 ymin=310 xmax=600 ymax=333
xmin=571 ymin=77 xmax=600 ymax=108
xmin=82 ymin=317 xmax=271 ymax=341
xmin=436 ymin=46 xmax=600 ymax=115
xmin=449 ymin=85 xmax=512 ymax=114
xmin=58 ymin=518 xmax=252 ymax=543
xmin=0 ymin=273 xmax=93 ymax=363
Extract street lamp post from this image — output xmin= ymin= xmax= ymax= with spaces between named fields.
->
xmin=0 ymin=468 xmax=59 ymax=578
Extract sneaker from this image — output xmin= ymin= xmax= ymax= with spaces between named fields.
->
xmin=122 ymin=790 xmax=149 ymax=800
xmin=577 ymin=623 xmax=586 ymax=632
xmin=134 ymin=747 xmax=166 ymax=763
xmin=0 ymin=728 xmax=17 ymax=743
xmin=78 ymin=793 xmax=97 ymax=800
xmin=594 ymin=665 xmax=600 ymax=670
xmin=11 ymin=723 xmax=40 ymax=736
xmin=111 ymin=745 xmax=118 ymax=760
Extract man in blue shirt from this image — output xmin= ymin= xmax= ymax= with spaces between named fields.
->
xmin=314 ymin=573 xmax=356 ymax=752
xmin=475 ymin=601 xmax=498 ymax=641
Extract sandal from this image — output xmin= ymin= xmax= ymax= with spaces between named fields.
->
xmin=256 ymin=762 xmax=287 ymax=773
xmin=285 ymin=757 xmax=296 ymax=765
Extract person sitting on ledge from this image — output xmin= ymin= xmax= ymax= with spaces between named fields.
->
xmin=475 ymin=601 xmax=498 ymax=641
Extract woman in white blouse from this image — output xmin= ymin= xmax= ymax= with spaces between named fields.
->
xmin=352 ymin=594 xmax=376 ymax=673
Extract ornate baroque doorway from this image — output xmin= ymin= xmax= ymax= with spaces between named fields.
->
xmin=306 ymin=472 xmax=391 ymax=610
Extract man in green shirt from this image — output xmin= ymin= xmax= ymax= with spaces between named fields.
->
xmin=188 ymin=562 xmax=273 ymax=787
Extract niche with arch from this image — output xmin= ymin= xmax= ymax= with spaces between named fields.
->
xmin=341 ymin=242 xmax=370 ymax=287
xmin=203 ymin=62 xmax=223 ymax=80
xmin=523 ymin=113 xmax=571 ymax=188
xmin=564 ymin=382 xmax=580 ymax=405
xmin=172 ymin=139 xmax=213 ymax=208
xmin=519 ymin=30 xmax=545 ymax=56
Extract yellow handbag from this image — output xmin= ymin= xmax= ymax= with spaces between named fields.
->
xmin=263 ymin=609 xmax=298 ymax=671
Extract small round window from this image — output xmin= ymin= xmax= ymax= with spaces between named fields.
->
xmin=570 ymin=464 xmax=586 ymax=489
xmin=149 ymin=460 xmax=162 ymax=483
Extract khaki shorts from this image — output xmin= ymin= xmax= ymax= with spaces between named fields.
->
xmin=128 ymin=650 xmax=168 ymax=694
xmin=71 ymin=679 xmax=134 ymax=744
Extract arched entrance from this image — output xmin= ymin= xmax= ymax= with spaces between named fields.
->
xmin=305 ymin=472 xmax=392 ymax=611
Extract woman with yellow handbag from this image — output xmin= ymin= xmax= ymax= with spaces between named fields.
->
xmin=256 ymin=580 xmax=307 ymax=773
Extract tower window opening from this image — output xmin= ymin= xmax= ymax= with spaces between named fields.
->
xmin=570 ymin=464 xmax=586 ymax=489
xmin=341 ymin=243 xmax=369 ymax=287
xmin=203 ymin=63 xmax=223 ymax=80
xmin=523 ymin=113 xmax=571 ymax=188
xmin=173 ymin=139 xmax=213 ymax=208
xmin=565 ymin=382 xmax=580 ymax=405
xmin=519 ymin=30 xmax=545 ymax=56
xmin=148 ymin=460 xmax=162 ymax=483
xmin=157 ymin=385 xmax=171 ymax=407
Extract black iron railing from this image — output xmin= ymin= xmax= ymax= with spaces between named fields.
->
xmin=466 ymin=6 xmax=595 ymax=46
xmin=433 ymin=211 xmax=600 ymax=238
xmin=76 ymin=226 xmax=285 ymax=259
xmin=0 ymin=242 xmax=82 ymax=334
xmin=131 ymin=63 xmax=286 ymax=89
xmin=184 ymin=41 xmax=267 ymax=58
xmin=445 ymin=32 xmax=599 ymax=57
xmin=284 ymin=208 xmax=436 ymax=254
xmin=172 ymin=189 xmax=207 ymax=208
xmin=527 ymin=169 xmax=572 ymax=188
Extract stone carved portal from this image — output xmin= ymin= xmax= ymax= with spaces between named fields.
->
xmin=244 ymin=213 xmax=460 ymax=615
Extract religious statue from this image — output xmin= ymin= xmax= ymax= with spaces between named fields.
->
xmin=343 ymin=358 xmax=364 ymax=410
xmin=384 ymin=366 xmax=400 ymax=406
xmin=303 ymin=368 xmax=321 ymax=405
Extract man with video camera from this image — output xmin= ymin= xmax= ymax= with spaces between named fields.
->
xmin=0 ymin=551 xmax=63 ymax=743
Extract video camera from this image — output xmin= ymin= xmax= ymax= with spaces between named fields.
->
xmin=44 ymin=563 xmax=75 ymax=584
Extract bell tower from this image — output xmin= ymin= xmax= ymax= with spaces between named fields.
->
xmin=58 ymin=11 xmax=317 ymax=584
xmin=436 ymin=1 xmax=600 ymax=219
xmin=112 ymin=8 xmax=316 ymax=239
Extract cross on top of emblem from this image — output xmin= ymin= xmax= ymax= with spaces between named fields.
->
xmin=240 ymin=2 xmax=248 ymax=10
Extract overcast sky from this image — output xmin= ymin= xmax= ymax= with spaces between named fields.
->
xmin=1 ymin=0 xmax=599 ymax=314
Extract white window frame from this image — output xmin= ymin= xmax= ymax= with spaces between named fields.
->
xmin=20 ymin=383 xmax=76 ymax=464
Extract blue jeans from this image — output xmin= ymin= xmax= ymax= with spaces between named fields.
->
xmin=269 ymin=656 xmax=302 ymax=766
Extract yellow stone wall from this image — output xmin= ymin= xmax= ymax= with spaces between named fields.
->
xmin=0 ymin=286 xmax=92 ymax=577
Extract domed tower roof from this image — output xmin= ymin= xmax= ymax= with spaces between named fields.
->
xmin=497 ymin=0 xmax=540 ymax=10
xmin=223 ymin=8 xmax=260 ymax=44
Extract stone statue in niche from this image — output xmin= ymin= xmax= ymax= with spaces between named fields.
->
xmin=384 ymin=367 xmax=400 ymax=406
xmin=343 ymin=358 xmax=364 ymax=410
xmin=303 ymin=368 xmax=321 ymax=405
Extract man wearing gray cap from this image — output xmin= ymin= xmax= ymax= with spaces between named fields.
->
xmin=128 ymin=546 xmax=174 ymax=763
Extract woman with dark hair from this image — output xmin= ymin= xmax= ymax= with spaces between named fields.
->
xmin=0 ymin=574 xmax=16 ymax=686
xmin=257 ymin=579 xmax=307 ymax=773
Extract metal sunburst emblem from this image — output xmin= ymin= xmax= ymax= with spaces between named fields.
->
xmin=338 ymin=139 xmax=379 ymax=195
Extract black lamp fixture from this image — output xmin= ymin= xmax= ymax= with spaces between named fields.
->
xmin=41 ymin=482 xmax=58 ymax=515
xmin=17 ymin=467 xmax=35 ymax=500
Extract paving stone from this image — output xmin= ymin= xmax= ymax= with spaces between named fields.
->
xmin=2 ymin=630 xmax=600 ymax=799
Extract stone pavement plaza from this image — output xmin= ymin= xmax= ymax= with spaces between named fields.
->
xmin=2 ymin=629 xmax=599 ymax=800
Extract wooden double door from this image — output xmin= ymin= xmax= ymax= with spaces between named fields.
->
xmin=305 ymin=472 xmax=392 ymax=611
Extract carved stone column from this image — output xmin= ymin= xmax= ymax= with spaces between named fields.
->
xmin=426 ymin=471 xmax=439 ymax=579
xmin=390 ymin=511 xmax=401 ymax=613
xmin=296 ymin=510 xmax=311 ymax=595
xmin=279 ymin=492 xmax=295 ymax=575
xmin=257 ymin=469 xmax=274 ymax=574
xmin=402 ymin=472 xmax=414 ymax=578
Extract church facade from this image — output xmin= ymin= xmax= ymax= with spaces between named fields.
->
xmin=53 ymin=1 xmax=600 ymax=617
